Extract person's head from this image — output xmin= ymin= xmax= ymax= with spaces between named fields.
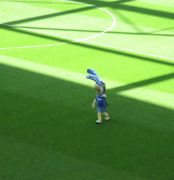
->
xmin=94 ymin=84 xmax=103 ymax=94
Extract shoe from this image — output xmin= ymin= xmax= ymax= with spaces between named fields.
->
xmin=105 ymin=116 xmax=110 ymax=121
xmin=96 ymin=120 xmax=102 ymax=124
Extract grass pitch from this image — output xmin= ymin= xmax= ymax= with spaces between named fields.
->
xmin=0 ymin=0 xmax=174 ymax=179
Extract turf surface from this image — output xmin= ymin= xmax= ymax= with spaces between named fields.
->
xmin=0 ymin=0 xmax=174 ymax=179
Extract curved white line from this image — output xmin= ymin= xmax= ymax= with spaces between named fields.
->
xmin=0 ymin=0 xmax=116 ymax=50
xmin=1 ymin=1 xmax=172 ymax=62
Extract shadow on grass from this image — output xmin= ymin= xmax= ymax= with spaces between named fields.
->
xmin=1 ymin=24 xmax=174 ymax=68
xmin=70 ymin=0 xmax=174 ymax=20
xmin=15 ymin=25 xmax=174 ymax=37
xmin=4 ymin=6 xmax=95 ymax=26
xmin=0 ymin=63 xmax=174 ymax=179
xmin=115 ymin=10 xmax=143 ymax=32
xmin=2 ymin=0 xmax=174 ymax=28
xmin=151 ymin=26 xmax=174 ymax=33
xmin=112 ymin=72 xmax=174 ymax=93
xmin=4 ymin=0 xmax=135 ymax=3
xmin=1 ymin=0 xmax=71 ymax=4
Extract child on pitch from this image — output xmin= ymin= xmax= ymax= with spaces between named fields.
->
xmin=86 ymin=68 xmax=110 ymax=124
xmin=92 ymin=90 xmax=110 ymax=124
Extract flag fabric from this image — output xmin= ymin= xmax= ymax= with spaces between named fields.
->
xmin=86 ymin=68 xmax=102 ymax=85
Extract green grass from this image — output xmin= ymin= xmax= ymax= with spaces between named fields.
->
xmin=0 ymin=0 xmax=174 ymax=179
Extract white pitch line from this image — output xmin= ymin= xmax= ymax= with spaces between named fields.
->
xmin=0 ymin=0 xmax=116 ymax=50
xmin=0 ymin=54 xmax=174 ymax=110
xmin=83 ymin=41 xmax=174 ymax=62
xmin=0 ymin=0 xmax=173 ymax=62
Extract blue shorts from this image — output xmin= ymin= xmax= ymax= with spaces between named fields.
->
xmin=97 ymin=106 xmax=107 ymax=113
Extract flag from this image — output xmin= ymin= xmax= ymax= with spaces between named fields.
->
xmin=86 ymin=68 xmax=102 ymax=85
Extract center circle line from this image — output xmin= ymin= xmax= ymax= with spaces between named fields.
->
xmin=0 ymin=0 xmax=116 ymax=50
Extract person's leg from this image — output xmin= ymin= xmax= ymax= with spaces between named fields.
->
xmin=103 ymin=112 xmax=110 ymax=120
xmin=97 ymin=112 xmax=102 ymax=121
xmin=96 ymin=112 xmax=102 ymax=124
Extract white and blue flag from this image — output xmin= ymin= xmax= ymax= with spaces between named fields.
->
xmin=86 ymin=68 xmax=102 ymax=85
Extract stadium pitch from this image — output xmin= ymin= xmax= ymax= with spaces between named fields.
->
xmin=0 ymin=0 xmax=174 ymax=179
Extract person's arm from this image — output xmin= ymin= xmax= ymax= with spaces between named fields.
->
xmin=92 ymin=99 xmax=96 ymax=108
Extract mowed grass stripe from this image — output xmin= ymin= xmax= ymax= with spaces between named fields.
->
xmin=1 ymin=67 xmax=174 ymax=180
xmin=0 ymin=54 xmax=174 ymax=110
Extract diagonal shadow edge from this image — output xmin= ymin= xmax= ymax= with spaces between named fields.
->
xmin=69 ymin=0 xmax=174 ymax=20
xmin=15 ymin=26 xmax=174 ymax=37
xmin=2 ymin=0 xmax=174 ymax=27
xmin=1 ymin=52 xmax=173 ymax=96
xmin=111 ymin=3 xmax=174 ymax=20
xmin=110 ymin=72 xmax=174 ymax=93
xmin=1 ymin=62 xmax=174 ymax=112
xmin=0 ymin=6 xmax=95 ymax=26
xmin=0 ymin=0 xmax=73 ymax=4
xmin=1 ymin=24 xmax=174 ymax=67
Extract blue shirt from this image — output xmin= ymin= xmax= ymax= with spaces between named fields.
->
xmin=96 ymin=95 xmax=107 ymax=107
